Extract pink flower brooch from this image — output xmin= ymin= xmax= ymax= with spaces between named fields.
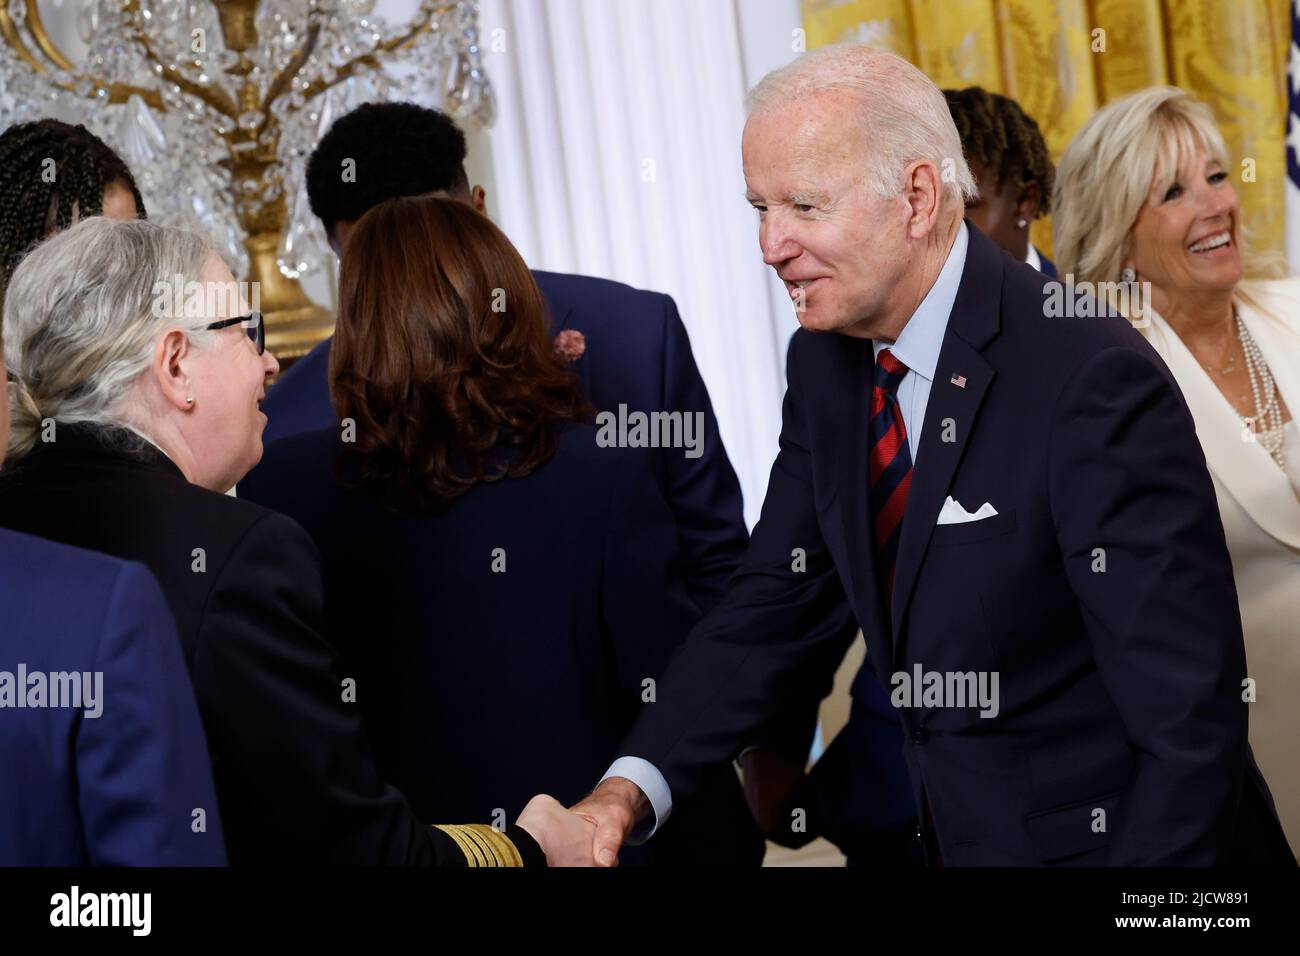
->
xmin=553 ymin=329 xmax=586 ymax=363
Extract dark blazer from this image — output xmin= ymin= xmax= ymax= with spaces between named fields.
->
xmin=261 ymin=269 xmax=749 ymax=612
xmin=0 ymin=527 xmax=225 ymax=865
xmin=616 ymin=223 xmax=1292 ymax=866
xmin=239 ymin=422 xmax=764 ymax=866
xmin=748 ymin=338 xmax=920 ymax=865
xmin=0 ymin=426 xmax=542 ymax=867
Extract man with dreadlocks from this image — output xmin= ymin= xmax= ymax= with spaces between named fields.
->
xmin=0 ymin=119 xmax=145 ymax=298
xmin=944 ymin=86 xmax=1057 ymax=277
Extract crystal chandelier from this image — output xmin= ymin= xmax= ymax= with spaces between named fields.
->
xmin=0 ymin=0 xmax=495 ymax=359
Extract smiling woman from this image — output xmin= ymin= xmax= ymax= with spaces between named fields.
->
xmin=1 ymin=218 xmax=278 ymax=492
xmin=1054 ymin=86 xmax=1300 ymax=855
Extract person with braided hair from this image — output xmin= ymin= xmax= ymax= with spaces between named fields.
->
xmin=944 ymin=87 xmax=1057 ymax=276
xmin=0 ymin=118 xmax=144 ymax=299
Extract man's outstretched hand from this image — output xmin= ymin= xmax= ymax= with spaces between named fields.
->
xmin=516 ymin=794 xmax=598 ymax=866
xmin=570 ymin=777 xmax=650 ymax=867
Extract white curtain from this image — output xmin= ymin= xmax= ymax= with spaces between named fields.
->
xmin=476 ymin=0 xmax=802 ymax=528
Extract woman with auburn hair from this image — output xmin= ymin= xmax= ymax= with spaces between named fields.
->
xmin=328 ymin=195 xmax=591 ymax=511
xmin=242 ymin=196 xmax=759 ymax=866
xmin=1054 ymin=87 xmax=1298 ymax=858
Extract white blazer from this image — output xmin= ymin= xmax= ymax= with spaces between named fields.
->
xmin=1143 ymin=277 xmax=1300 ymax=851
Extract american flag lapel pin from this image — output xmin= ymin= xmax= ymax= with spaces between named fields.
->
xmin=950 ymin=373 xmax=967 ymax=389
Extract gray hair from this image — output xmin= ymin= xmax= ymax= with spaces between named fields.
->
xmin=4 ymin=217 xmax=216 ymax=461
xmin=747 ymin=43 xmax=977 ymax=211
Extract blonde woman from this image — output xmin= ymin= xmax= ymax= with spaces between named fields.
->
xmin=1055 ymin=87 xmax=1299 ymax=855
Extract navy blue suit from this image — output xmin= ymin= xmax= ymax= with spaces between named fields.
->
xmin=262 ymin=270 xmax=748 ymax=612
xmin=746 ymin=339 xmax=920 ymax=865
xmin=240 ymin=423 xmax=763 ymax=865
xmin=0 ymin=528 xmax=225 ymax=865
xmin=617 ymin=224 xmax=1287 ymax=865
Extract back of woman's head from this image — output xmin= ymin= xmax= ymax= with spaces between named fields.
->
xmin=0 ymin=119 xmax=146 ymax=298
xmin=331 ymin=195 xmax=589 ymax=512
xmin=4 ymin=216 xmax=213 ymax=461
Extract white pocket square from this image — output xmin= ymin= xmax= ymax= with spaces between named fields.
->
xmin=937 ymin=496 xmax=998 ymax=525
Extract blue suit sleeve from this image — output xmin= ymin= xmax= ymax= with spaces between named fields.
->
xmin=617 ymin=332 xmax=858 ymax=805
xmin=658 ymin=297 xmax=749 ymax=611
xmin=77 ymin=562 xmax=227 ymax=866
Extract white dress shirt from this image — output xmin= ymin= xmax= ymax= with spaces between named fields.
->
xmin=601 ymin=224 xmax=971 ymax=842
xmin=1024 ymin=242 xmax=1042 ymax=273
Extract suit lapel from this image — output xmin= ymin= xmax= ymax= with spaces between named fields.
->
xmin=891 ymin=342 xmax=995 ymax=649
xmin=890 ymin=227 xmax=1004 ymax=656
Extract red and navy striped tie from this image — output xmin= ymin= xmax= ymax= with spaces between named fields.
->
xmin=870 ymin=347 xmax=941 ymax=862
xmin=868 ymin=348 xmax=912 ymax=607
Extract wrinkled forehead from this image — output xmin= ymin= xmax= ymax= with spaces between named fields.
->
xmin=743 ymin=95 xmax=868 ymax=188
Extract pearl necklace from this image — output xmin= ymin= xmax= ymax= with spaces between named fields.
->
xmin=1236 ymin=313 xmax=1286 ymax=469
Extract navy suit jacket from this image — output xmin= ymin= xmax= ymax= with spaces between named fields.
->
xmin=262 ymin=270 xmax=748 ymax=612
xmin=0 ymin=426 xmax=527 ymax=866
xmin=618 ymin=224 xmax=1280 ymax=866
xmin=0 ymin=528 xmax=225 ymax=865
xmin=748 ymin=338 xmax=919 ymax=864
xmin=240 ymin=423 xmax=763 ymax=865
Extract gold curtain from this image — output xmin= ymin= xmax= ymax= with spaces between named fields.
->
xmin=800 ymin=0 xmax=1290 ymax=259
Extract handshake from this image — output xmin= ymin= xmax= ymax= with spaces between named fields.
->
xmin=514 ymin=776 xmax=650 ymax=867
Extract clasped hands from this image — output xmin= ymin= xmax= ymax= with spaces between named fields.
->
xmin=514 ymin=777 xmax=648 ymax=867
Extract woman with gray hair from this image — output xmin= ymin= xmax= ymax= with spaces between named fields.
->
xmin=1054 ymin=87 xmax=1299 ymax=853
xmin=0 ymin=215 xmax=593 ymax=867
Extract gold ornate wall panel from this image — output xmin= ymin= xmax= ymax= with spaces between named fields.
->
xmin=801 ymin=0 xmax=1291 ymax=259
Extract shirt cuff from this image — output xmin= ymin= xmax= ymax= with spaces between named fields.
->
xmin=601 ymin=756 xmax=673 ymax=845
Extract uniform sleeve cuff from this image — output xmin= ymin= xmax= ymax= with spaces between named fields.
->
xmin=505 ymin=824 xmax=547 ymax=867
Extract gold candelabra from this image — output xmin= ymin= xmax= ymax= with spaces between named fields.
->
xmin=1 ymin=0 xmax=491 ymax=361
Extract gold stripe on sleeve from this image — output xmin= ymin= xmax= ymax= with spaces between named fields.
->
xmin=432 ymin=824 xmax=524 ymax=867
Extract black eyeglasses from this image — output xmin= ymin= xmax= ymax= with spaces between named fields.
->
xmin=206 ymin=311 xmax=265 ymax=355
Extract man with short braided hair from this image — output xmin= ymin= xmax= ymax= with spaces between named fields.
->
xmin=944 ymin=86 xmax=1057 ymax=276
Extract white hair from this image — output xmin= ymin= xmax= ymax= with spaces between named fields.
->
xmin=747 ymin=43 xmax=977 ymax=210
xmin=4 ymin=216 xmax=216 ymax=461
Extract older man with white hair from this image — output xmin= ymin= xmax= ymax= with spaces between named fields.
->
xmin=569 ymin=43 xmax=1292 ymax=866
